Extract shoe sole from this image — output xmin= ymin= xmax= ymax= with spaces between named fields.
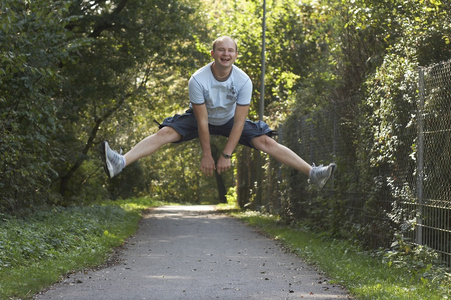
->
xmin=100 ymin=141 xmax=112 ymax=179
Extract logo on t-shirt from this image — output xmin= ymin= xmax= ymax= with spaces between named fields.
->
xmin=226 ymin=84 xmax=237 ymax=102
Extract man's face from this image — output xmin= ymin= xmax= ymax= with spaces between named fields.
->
xmin=211 ymin=38 xmax=238 ymax=68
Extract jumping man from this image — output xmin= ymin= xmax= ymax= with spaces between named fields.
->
xmin=101 ymin=36 xmax=336 ymax=188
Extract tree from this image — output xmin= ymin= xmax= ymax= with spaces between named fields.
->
xmin=0 ymin=0 xmax=82 ymax=211
xmin=53 ymin=0 xmax=202 ymax=200
xmin=0 ymin=0 xmax=207 ymax=211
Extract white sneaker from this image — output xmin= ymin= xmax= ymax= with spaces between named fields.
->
xmin=101 ymin=141 xmax=125 ymax=178
xmin=309 ymin=163 xmax=336 ymax=189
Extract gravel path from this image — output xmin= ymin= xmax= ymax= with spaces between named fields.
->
xmin=36 ymin=205 xmax=351 ymax=300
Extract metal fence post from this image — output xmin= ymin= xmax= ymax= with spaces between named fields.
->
xmin=416 ymin=67 xmax=425 ymax=246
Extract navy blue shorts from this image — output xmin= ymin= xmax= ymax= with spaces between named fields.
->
xmin=159 ymin=109 xmax=277 ymax=149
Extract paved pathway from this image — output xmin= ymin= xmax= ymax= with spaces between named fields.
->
xmin=36 ymin=206 xmax=351 ymax=300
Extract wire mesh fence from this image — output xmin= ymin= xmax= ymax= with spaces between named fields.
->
xmin=265 ymin=59 xmax=451 ymax=266
xmin=410 ymin=61 xmax=451 ymax=265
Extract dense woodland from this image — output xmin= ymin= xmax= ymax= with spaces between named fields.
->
xmin=1 ymin=0 xmax=450 ymax=215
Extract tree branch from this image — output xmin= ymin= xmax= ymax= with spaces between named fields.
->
xmin=58 ymin=92 xmax=129 ymax=196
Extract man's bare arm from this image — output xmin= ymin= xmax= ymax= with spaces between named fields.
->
xmin=216 ymin=104 xmax=249 ymax=174
xmin=192 ymin=104 xmax=215 ymax=176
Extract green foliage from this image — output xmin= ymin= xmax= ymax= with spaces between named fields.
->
xmin=0 ymin=0 xmax=84 ymax=211
xmin=225 ymin=186 xmax=239 ymax=208
xmin=0 ymin=206 xmax=130 ymax=270
xmin=0 ymin=0 xmax=207 ymax=211
xmin=381 ymin=234 xmax=439 ymax=274
xmin=54 ymin=0 xmax=202 ymax=200
xmin=270 ymin=0 xmax=451 ymax=256
xmin=377 ymin=233 xmax=451 ymax=297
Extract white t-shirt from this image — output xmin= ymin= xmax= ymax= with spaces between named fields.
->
xmin=189 ymin=62 xmax=252 ymax=126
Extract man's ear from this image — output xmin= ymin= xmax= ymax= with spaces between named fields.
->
xmin=210 ymin=50 xmax=215 ymax=57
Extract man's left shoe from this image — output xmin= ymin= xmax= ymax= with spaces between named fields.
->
xmin=309 ymin=163 xmax=336 ymax=189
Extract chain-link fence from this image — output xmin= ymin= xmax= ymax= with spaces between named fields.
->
xmin=262 ymin=59 xmax=451 ymax=266
xmin=409 ymin=61 xmax=451 ymax=265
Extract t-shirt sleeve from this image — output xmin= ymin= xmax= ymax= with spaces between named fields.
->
xmin=188 ymin=76 xmax=205 ymax=105
xmin=237 ymin=77 xmax=252 ymax=106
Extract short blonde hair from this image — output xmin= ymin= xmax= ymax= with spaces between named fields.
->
xmin=212 ymin=36 xmax=238 ymax=52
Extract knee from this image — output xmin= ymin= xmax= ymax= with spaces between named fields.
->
xmin=252 ymin=135 xmax=277 ymax=152
xmin=156 ymin=126 xmax=181 ymax=143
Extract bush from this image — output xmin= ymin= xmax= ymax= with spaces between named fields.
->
xmin=0 ymin=205 xmax=135 ymax=270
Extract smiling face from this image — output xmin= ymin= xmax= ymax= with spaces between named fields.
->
xmin=211 ymin=37 xmax=238 ymax=69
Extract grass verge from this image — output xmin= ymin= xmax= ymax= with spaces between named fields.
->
xmin=231 ymin=210 xmax=450 ymax=300
xmin=0 ymin=197 xmax=164 ymax=299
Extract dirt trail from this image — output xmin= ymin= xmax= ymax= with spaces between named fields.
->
xmin=36 ymin=205 xmax=351 ymax=300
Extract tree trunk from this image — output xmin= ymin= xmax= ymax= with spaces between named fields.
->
xmin=211 ymin=143 xmax=227 ymax=203
xmin=58 ymin=95 xmax=127 ymax=197
xmin=236 ymin=147 xmax=251 ymax=208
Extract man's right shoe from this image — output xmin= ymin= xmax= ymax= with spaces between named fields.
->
xmin=101 ymin=141 xmax=125 ymax=178
xmin=309 ymin=163 xmax=336 ymax=189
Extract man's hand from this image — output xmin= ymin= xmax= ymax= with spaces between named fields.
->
xmin=200 ymin=154 xmax=216 ymax=176
xmin=216 ymin=156 xmax=231 ymax=174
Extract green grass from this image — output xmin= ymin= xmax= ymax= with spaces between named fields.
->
xmin=0 ymin=197 xmax=164 ymax=299
xmin=231 ymin=211 xmax=450 ymax=300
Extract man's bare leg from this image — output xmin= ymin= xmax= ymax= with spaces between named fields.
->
xmin=123 ymin=126 xmax=182 ymax=166
xmin=102 ymin=127 xmax=182 ymax=178
xmin=251 ymin=135 xmax=335 ymax=188
xmin=251 ymin=135 xmax=311 ymax=175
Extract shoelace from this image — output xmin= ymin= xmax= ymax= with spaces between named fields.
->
xmin=311 ymin=164 xmax=328 ymax=179
xmin=108 ymin=147 xmax=123 ymax=167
